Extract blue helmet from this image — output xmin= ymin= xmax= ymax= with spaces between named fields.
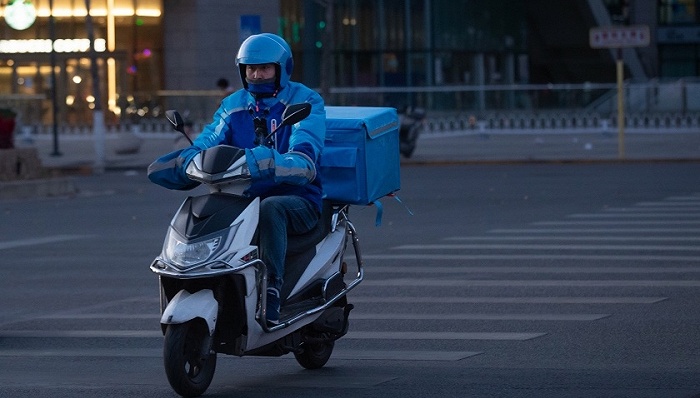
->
xmin=236 ymin=33 xmax=294 ymax=91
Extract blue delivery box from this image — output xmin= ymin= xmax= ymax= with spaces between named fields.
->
xmin=320 ymin=106 xmax=401 ymax=205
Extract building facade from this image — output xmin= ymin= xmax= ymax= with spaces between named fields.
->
xmin=1 ymin=0 xmax=699 ymax=125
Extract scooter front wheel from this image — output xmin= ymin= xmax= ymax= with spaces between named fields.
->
xmin=294 ymin=340 xmax=334 ymax=369
xmin=163 ymin=320 xmax=217 ymax=397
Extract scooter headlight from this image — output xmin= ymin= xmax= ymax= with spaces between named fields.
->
xmin=165 ymin=234 xmax=221 ymax=268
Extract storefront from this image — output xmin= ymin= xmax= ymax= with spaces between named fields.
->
xmin=0 ymin=0 xmax=163 ymax=125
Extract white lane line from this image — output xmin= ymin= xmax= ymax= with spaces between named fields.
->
xmin=534 ymin=220 xmax=700 ymax=225
xmin=332 ymin=350 xmax=482 ymax=361
xmin=367 ymin=266 xmax=700 ymax=274
xmin=0 ymin=348 xmax=482 ymax=361
xmin=345 ymin=332 xmax=547 ymax=341
xmin=0 ymin=235 xmax=91 ymax=250
xmin=363 ymin=254 xmax=700 ymax=261
xmin=35 ymin=313 xmax=159 ymax=320
xmin=392 ymin=243 xmax=700 ymax=251
xmin=349 ymin=296 xmax=667 ymax=304
xmin=0 ymin=329 xmax=547 ymax=341
xmin=664 ymin=195 xmax=700 ymax=201
xmin=352 ymin=313 xmax=609 ymax=321
xmin=33 ymin=313 xmax=608 ymax=321
xmin=603 ymin=208 xmax=700 ymax=212
xmin=567 ymin=213 xmax=700 ymax=218
xmin=489 ymin=228 xmax=700 ymax=233
xmin=446 ymin=236 xmax=700 ymax=242
xmin=0 ymin=330 xmax=161 ymax=338
xmin=636 ymin=202 xmax=700 ymax=207
xmin=360 ymin=279 xmax=700 ymax=287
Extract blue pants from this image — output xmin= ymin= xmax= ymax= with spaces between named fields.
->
xmin=259 ymin=195 xmax=319 ymax=292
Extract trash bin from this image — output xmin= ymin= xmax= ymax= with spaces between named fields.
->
xmin=0 ymin=108 xmax=16 ymax=149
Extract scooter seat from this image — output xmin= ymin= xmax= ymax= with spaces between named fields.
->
xmin=286 ymin=200 xmax=334 ymax=255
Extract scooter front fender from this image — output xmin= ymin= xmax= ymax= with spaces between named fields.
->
xmin=161 ymin=289 xmax=218 ymax=335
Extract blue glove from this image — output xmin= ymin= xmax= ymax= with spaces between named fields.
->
xmin=245 ymin=146 xmax=275 ymax=181
xmin=147 ymin=146 xmax=201 ymax=190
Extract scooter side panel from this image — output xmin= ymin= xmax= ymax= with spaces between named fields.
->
xmin=161 ymin=289 xmax=218 ymax=335
xmin=288 ymin=225 xmax=347 ymax=297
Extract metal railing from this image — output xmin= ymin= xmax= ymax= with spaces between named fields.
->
xmin=5 ymin=80 xmax=700 ymax=136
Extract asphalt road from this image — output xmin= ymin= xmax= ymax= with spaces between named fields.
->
xmin=1 ymin=162 xmax=700 ymax=397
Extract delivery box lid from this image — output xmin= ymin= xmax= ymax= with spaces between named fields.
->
xmin=325 ymin=106 xmax=399 ymax=139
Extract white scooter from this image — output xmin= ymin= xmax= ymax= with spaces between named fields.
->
xmin=150 ymin=103 xmax=363 ymax=397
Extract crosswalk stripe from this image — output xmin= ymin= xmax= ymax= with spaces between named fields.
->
xmin=366 ymin=266 xmax=700 ymax=274
xmin=360 ymin=279 xmax=700 ymax=287
xmin=0 ymin=235 xmax=90 ymax=250
xmin=0 ymin=348 xmax=482 ymax=361
xmin=349 ymin=296 xmax=666 ymax=304
xmin=489 ymin=228 xmax=700 ymax=233
xmin=392 ymin=243 xmax=700 ymax=251
xmin=345 ymin=331 xmax=547 ymax=340
xmin=351 ymin=313 xmax=609 ymax=321
xmin=567 ymin=213 xmax=700 ymax=218
xmin=0 ymin=329 xmax=546 ymax=341
xmin=534 ymin=220 xmax=700 ymax=225
xmin=636 ymin=202 xmax=700 ymax=206
xmin=446 ymin=236 xmax=700 ymax=242
xmin=22 ymin=311 xmax=613 ymax=321
xmin=603 ymin=208 xmax=700 ymax=212
xmin=363 ymin=254 xmax=700 ymax=261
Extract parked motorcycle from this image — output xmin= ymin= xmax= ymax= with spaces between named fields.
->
xmin=150 ymin=103 xmax=362 ymax=397
xmin=399 ymin=106 xmax=426 ymax=158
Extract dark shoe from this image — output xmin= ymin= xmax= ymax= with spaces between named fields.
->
xmin=266 ymin=287 xmax=281 ymax=325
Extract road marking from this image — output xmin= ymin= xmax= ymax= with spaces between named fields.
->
xmin=40 ymin=313 xmax=606 ymax=322
xmin=0 ymin=348 xmax=163 ymax=358
xmin=352 ymin=313 xmax=609 ymax=321
xmin=392 ymin=243 xmax=700 ymax=251
xmin=367 ymin=266 xmax=700 ymax=274
xmin=489 ymin=228 xmax=700 ymax=233
xmin=0 ymin=329 xmax=546 ymax=341
xmin=446 ymin=236 xmax=700 ymax=242
xmin=567 ymin=213 xmax=700 ymax=218
xmin=349 ymin=296 xmax=667 ymax=304
xmin=0 ymin=235 xmax=90 ymax=250
xmin=35 ymin=313 xmax=159 ymax=320
xmin=603 ymin=207 xmax=700 ymax=212
xmin=0 ymin=330 xmax=162 ymax=338
xmin=534 ymin=220 xmax=700 ymax=225
xmin=637 ymin=202 xmax=700 ymax=207
xmin=363 ymin=254 xmax=700 ymax=261
xmin=360 ymin=279 xmax=700 ymax=287
xmin=0 ymin=348 xmax=481 ymax=361
xmin=664 ymin=194 xmax=700 ymax=199
xmin=332 ymin=350 xmax=482 ymax=361
xmin=345 ymin=331 xmax=547 ymax=341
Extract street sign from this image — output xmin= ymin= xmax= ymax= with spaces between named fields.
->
xmin=590 ymin=25 xmax=650 ymax=49
xmin=589 ymin=25 xmax=650 ymax=159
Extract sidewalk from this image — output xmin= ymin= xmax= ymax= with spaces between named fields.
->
xmin=2 ymin=130 xmax=699 ymax=200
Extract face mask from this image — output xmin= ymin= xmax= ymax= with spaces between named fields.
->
xmin=246 ymin=78 xmax=277 ymax=97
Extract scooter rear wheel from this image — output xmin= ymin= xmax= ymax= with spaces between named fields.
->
xmin=294 ymin=340 xmax=335 ymax=369
xmin=163 ymin=320 xmax=217 ymax=397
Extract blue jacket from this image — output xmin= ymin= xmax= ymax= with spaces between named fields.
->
xmin=148 ymin=82 xmax=326 ymax=211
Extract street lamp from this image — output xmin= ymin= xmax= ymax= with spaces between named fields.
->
xmin=3 ymin=0 xmax=37 ymax=30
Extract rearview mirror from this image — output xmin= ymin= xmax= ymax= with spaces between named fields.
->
xmin=280 ymin=103 xmax=312 ymax=127
xmin=165 ymin=110 xmax=185 ymax=134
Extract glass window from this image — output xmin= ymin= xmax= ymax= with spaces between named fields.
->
xmin=660 ymin=44 xmax=698 ymax=77
xmin=659 ymin=0 xmax=699 ymax=25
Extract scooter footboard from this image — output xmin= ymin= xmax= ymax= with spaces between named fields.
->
xmin=161 ymin=289 xmax=218 ymax=336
